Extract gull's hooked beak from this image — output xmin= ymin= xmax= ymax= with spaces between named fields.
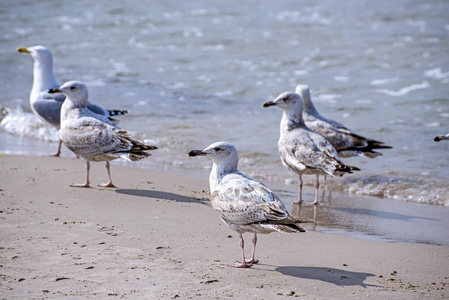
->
xmin=188 ymin=150 xmax=207 ymax=157
xmin=48 ymin=87 xmax=62 ymax=94
xmin=262 ymin=100 xmax=277 ymax=108
xmin=17 ymin=47 xmax=31 ymax=54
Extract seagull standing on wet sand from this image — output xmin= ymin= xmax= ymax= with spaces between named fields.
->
xmin=49 ymin=81 xmax=157 ymax=188
xmin=188 ymin=142 xmax=311 ymax=268
xmin=296 ymin=84 xmax=392 ymax=158
xmin=17 ymin=45 xmax=128 ymax=156
xmin=263 ymin=92 xmax=360 ymax=205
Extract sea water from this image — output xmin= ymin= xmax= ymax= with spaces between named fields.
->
xmin=1 ymin=0 xmax=449 ymax=243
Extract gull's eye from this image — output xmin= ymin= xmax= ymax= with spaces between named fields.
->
xmin=214 ymin=147 xmax=222 ymax=152
xmin=282 ymin=96 xmax=289 ymax=102
xmin=70 ymin=86 xmax=76 ymax=90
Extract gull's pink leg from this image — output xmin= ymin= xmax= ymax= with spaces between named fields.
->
xmin=50 ymin=140 xmax=63 ymax=157
xmin=292 ymin=174 xmax=303 ymax=204
xmin=312 ymin=174 xmax=320 ymax=205
xmin=99 ymin=161 xmax=115 ymax=188
xmin=71 ymin=161 xmax=90 ymax=188
xmin=230 ymin=233 xmax=251 ymax=268
xmin=246 ymin=233 xmax=259 ymax=264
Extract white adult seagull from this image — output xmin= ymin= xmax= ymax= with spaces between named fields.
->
xmin=49 ymin=81 xmax=156 ymax=187
xmin=189 ymin=141 xmax=311 ymax=268
xmin=17 ymin=45 xmax=127 ymax=156
xmin=263 ymin=92 xmax=360 ymax=205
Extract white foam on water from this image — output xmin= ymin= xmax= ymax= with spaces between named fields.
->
xmin=0 ymin=107 xmax=59 ymax=142
xmin=425 ymin=68 xmax=449 ymax=80
xmin=376 ymin=81 xmax=430 ymax=96
xmin=370 ymin=77 xmax=400 ymax=86
xmin=340 ymin=176 xmax=449 ymax=206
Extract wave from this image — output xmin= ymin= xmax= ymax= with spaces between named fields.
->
xmin=370 ymin=77 xmax=400 ymax=86
xmin=376 ymin=81 xmax=430 ymax=96
xmin=0 ymin=106 xmax=59 ymax=142
xmin=425 ymin=68 xmax=449 ymax=80
xmin=337 ymin=175 xmax=449 ymax=206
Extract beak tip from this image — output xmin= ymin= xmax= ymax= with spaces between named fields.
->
xmin=188 ymin=150 xmax=205 ymax=157
xmin=48 ymin=88 xmax=60 ymax=94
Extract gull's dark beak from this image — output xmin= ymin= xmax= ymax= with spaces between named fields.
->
xmin=188 ymin=150 xmax=206 ymax=157
xmin=262 ymin=100 xmax=276 ymax=108
xmin=48 ymin=88 xmax=62 ymax=94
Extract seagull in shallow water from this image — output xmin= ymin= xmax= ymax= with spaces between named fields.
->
xmin=296 ymin=84 xmax=392 ymax=158
xmin=263 ymin=92 xmax=360 ymax=205
xmin=17 ymin=45 xmax=128 ymax=156
xmin=434 ymin=134 xmax=449 ymax=142
xmin=188 ymin=141 xmax=311 ymax=268
xmin=49 ymin=81 xmax=157 ymax=188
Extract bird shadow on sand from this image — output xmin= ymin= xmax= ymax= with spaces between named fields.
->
xmin=275 ymin=266 xmax=380 ymax=288
xmin=115 ymin=189 xmax=209 ymax=205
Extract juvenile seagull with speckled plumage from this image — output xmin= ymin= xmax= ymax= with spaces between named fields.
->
xmin=263 ymin=91 xmax=360 ymax=205
xmin=49 ymin=81 xmax=157 ymax=188
xmin=188 ymin=141 xmax=312 ymax=268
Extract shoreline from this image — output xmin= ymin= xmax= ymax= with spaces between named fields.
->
xmin=1 ymin=155 xmax=448 ymax=299
xmin=1 ymin=131 xmax=448 ymax=246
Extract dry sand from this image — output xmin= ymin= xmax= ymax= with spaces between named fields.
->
xmin=0 ymin=155 xmax=448 ymax=299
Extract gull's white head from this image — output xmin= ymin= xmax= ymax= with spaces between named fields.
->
xmin=17 ymin=45 xmax=53 ymax=64
xmin=48 ymin=81 xmax=88 ymax=106
xmin=295 ymin=84 xmax=310 ymax=100
xmin=262 ymin=91 xmax=304 ymax=114
xmin=188 ymin=141 xmax=239 ymax=167
xmin=295 ymin=84 xmax=317 ymax=112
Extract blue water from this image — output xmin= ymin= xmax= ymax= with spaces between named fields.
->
xmin=1 ymin=0 xmax=449 ymax=209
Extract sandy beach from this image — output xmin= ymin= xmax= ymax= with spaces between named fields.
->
xmin=0 ymin=155 xmax=448 ymax=299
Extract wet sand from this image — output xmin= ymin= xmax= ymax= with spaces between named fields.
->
xmin=1 ymin=155 xmax=448 ymax=299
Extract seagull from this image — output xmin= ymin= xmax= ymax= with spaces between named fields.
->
xmin=17 ymin=45 xmax=128 ymax=156
xmin=48 ymin=81 xmax=157 ymax=188
xmin=188 ymin=141 xmax=311 ymax=268
xmin=434 ymin=134 xmax=449 ymax=142
xmin=263 ymin=92 xmax=360 ymax=205
xmin=296 ymin=84 xmax=392 ymax=158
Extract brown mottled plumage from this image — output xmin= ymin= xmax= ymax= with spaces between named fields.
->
xmin=189 ymin=141 xmax=311 ymax=268
xmin=263 ymin=92 xmax=360 ymax=205
xmin=49 ymin=81 xmax=157 ymax=188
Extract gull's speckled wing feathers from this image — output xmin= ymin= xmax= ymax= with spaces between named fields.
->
xmin=279 ymin=126 xmax=351 ymax=176
xmin=60 ymin=110 xmax=155 ymax=162
xmin=304 ymin=114 xmax=389 ymax=158
xmin=211 ymin=172 xmax=308 ymax=233
xmin=297 ymin=84 xmax=392 ymax=158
